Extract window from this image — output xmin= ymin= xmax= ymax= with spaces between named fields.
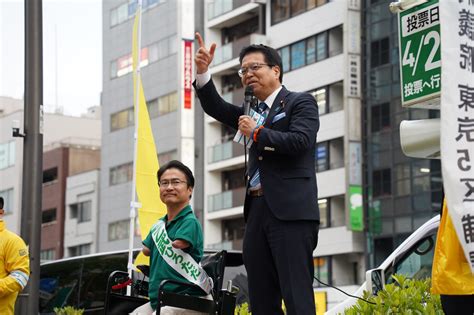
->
xmin=371 ymin=37 xmax=390 ymax=67
xmin=222 ymin=168 xmax=246 ymax=190
xmin=110 ymin=162 xmax=133 ymax=186
xmin=385 ymin=235 xmax=437 ymax=284
xmin=43 ymin=167 xmax=58 ymax=184
xmin=70 ymin=201 xmax=92 ymax=223
xmin=0 ymin=141 xmax=15 ymax=169
xmin=222 ymin=218 xmax=245 ymax=243
xmin=68 ymin=244 xmax=91 ymax=257
xmin=318 ymin=198 xmax=329 ymax=228
xmin=290 ymin=40 xmax=306 ymax=70
xmin=110 ymin=35 xmax=176 ymax=79
xmin=291 ymin=0 xmax=305 ymax=16
xmin=271 ymin=0 xmax=328 ymax=24
xmin=316 ymin=32 xmax=328 ymax=61
xmin=40 ymin=249 xmax=55 ymax=261
xmin=108 ymin=219 xmax=129 ymax=241
xmin=110 ymin=0 xmax=165 ymax=27
xmin=0 ymin=188 xmax=14 ymax=213
xmin=147 ymin=92 xmax=179 ymax=117
xmin=371 ymin=103 xmax=390 ymax=132
xmin=279 ymin=46 xmax=290 ymax=72
xmin=158 ymin=150 xmax=177 ymax=165
xmin=42 ymin=208 xmax=57 ymax=225
xmin=110 ymin=108 xmax=134 ymax=131
xmin=310 ymin=87 xmax=327 ymax=115
xmin=313 ymin=256 xmax=331 ymax=286
xmin=315 ymin=142 xmax=329 ymax=172
xmin=272 ymin=0 xmax=290 ymax=24
xmin=373 ymin=168 xmax=391 ymax=197
xmin=278 ymin=27 xmax=340 ymax=73
xmin=306 ymin=36 xmax=316 ymax=64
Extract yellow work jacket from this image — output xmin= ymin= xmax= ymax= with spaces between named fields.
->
xmin=0 ymin=220 xmax=30 ymax=315
xmin=431 ymin=202 xmax=474 ymax=295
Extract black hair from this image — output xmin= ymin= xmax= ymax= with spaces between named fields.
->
xmin=157 ymin=160 xmax=195 ymax=187
xmin=239 ymin=44 xmax=283 ymax=83
xmin=0 ymin=197 xmax=3 ymax=209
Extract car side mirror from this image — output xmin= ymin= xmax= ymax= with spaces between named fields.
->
xmin=366 ymin=268 xmax=385 ymax=296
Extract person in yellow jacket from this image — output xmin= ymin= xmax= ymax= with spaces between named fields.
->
xmin=0 ymin=197 xmax=30 ymax=315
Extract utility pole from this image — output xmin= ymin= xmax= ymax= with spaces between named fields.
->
xmin=18 ymin=0 xmax=43 ymax=313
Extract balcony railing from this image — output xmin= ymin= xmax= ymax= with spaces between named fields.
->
xmin=207 ymin=239 xmax=243 ymax=250
xmin=207 ymin=0 xmax=251 ymax=20
xmin=208 ymin=187 xmax=246 ymax=212
xmin=213 ymin=33 xmax=267 ymax=66
xmin=208 ymin=139 xmax=244 ymax=163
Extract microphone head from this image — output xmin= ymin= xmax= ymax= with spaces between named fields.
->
xmin=245 ymin=86 xmax=253 ymax=96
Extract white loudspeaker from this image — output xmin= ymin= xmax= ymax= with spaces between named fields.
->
xmin=400 ymin=119 xmax=440 ymax=159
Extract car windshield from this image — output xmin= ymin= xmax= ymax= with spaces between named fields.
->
xmin=385 ymin=234 xmax=437 ymax=283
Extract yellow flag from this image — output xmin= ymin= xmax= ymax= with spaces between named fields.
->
xmin=132 ymin=7 xmax=167 ymax=266
xmin=431 ymin=199 xmax=474 ymax=294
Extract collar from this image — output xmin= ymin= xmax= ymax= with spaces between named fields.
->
xmin=0 ymin=220 xmax=5 ymax=232
xmin=261 ymin=86 xmax=283 ymax=109
xmin=162 ymin=204 xmax=193 ymax=224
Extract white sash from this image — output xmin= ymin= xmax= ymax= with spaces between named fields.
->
xmin=151 ymin=220 xmax=213 ymax=294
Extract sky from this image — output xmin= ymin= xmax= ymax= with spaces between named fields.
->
xmin=0 ymin=0 xmax=102 ymax=117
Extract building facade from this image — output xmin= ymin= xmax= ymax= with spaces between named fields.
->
xmin=362 ymin=0 xmax=442 ymax=267
xmin=0 ymin=97 xmax=101 ymax=260
xmin=0 ymin=97 xmax=24 ymax=234
xmin=64 ymin=169 xmax=101 ymax=258
xmin=202 ymin=0 xmax=365 ymax=308
xmin=100 ymin=0 xmax=201 ymax=251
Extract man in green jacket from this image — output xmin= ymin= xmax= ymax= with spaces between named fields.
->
xmin=131 ymin=160 xmax=209 ymax=315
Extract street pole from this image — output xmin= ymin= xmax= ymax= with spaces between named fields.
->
xmin=19 ymin=0 xmax=43 ymax=314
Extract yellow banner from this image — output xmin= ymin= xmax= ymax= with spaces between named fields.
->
xmin=132 ymin=8 xmax=167 ymax=266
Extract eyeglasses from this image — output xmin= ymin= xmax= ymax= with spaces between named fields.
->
xmin=238 ymin=63 xmax=273 ymax=77
xmin=158 ymin=179 xmax=187 ymax=188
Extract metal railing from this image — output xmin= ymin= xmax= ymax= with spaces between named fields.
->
xmin=208 ymin=187 xmax=246 ymax=212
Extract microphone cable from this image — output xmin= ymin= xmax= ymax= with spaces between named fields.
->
xmin=313 ymin=276 xmax=376 ymax=305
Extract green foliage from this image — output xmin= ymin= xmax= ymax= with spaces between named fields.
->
xmin=343 ymin=275 xmax=443 ymax=315
xmin=53 ymin=306 xmax=84 ymax=315
xmin=235 ymin=302 xmax=251 ymax=314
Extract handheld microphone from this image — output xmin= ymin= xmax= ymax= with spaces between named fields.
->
xmin=244 ymin=86 xmax=254 ymax=116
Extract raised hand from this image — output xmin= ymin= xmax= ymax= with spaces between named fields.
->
xmin=195 ymin=32 xmax=216 ymax=74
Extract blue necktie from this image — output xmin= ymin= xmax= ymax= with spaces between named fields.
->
xmin=249 ymin=102 xmax=268 ymax=189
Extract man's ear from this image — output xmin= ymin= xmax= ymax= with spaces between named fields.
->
xmin=273 ymin=66 xmax=281 ymax=81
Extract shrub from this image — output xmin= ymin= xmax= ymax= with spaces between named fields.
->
xmin=343 ymin=275 xmax=443 ymax=315
xmin=53 ymin=306 xmax=85 ymax=315
xmin=235 ymin=302 xmax=251 ymax=314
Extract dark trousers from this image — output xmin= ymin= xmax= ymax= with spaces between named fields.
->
xmin=441 ymin=295 xmax=474 ymax=315
xmin=243 ymin=196 xmax=319 ymax=315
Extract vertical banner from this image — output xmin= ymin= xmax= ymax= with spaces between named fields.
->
xmin=349 ymin=142 xmax=363 ymax=231
xmin=440 ymin=0 xmax=474 ymax=273
xmin=183 ymin=40 xmax=193 ymax=109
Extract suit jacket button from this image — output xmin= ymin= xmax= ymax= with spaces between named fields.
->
xmin=258 ymin=156 xmax=263 ymax=160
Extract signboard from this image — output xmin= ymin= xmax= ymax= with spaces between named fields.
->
xmin=349 ymin=185 xmax=363 ymax=231
xmin=399 ymin=0 xmax=441 ymax=108
xmin=440 ymin=0 xmax=474 ymax=274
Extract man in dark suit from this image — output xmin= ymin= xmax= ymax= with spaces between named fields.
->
xmin=193 ymin=32 xmax=320 ymax=315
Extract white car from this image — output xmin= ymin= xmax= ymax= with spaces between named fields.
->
xmin=326 ymin=215 xmax=440 ymax=314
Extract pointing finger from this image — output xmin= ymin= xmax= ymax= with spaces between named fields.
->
xmin=195 ymin=32 xmax=205 ymax=49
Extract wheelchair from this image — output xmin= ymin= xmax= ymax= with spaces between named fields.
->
xmin=104 ymin=250 xmax=239 ymax=314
